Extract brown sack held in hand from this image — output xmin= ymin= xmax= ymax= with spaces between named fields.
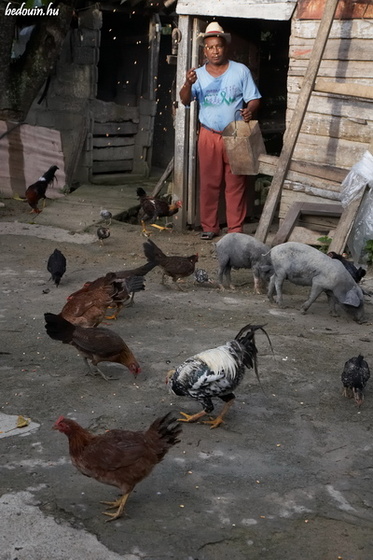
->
xmin=222 ymin=120 xmax=266 ymax=175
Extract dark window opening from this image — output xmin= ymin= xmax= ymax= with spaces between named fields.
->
xmin=97 ymin=12 xmax=149 ymax=105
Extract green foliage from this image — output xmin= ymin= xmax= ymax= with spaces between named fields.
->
xmin=317 ymin=236 xmax=332 ymax=254
xmin=363 ymin=240 xmax=373 ymax=265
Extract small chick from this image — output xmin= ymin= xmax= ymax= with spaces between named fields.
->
xmin=194 ymin=268 xmax=212 ymax=284
xmin=341 ymin=354 xmax=370 ymax=406
xmin=97 ymin=227 xmax=110 ymax=244
xmin=100 ymin=209 xmax=112 ymax=225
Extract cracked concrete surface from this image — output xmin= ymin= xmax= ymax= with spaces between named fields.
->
xmin=1 ymin=196 xmax=373 ymax=560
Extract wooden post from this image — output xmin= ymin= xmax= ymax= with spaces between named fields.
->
xmin=173 ymin=15 xmax=192 ymax=231
xmin=146 ymin=15 xmax=161 ymax=171
xmin=255 ymin=0 xmax=340 ymax=243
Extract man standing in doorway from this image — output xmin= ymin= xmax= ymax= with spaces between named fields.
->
xmin=179 ymin=22 xmax=261 ymax=240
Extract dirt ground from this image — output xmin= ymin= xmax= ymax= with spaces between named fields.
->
xmin=1 ymin=197 xmax=373 ymax=560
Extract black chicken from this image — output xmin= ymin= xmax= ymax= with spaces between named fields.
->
xmin=47 ymin=248 xmax=66 ymax=287
xmin=25 ymin=165 xmax=59 ymax=213
xmin=97 ymin=227 xmax=110 ymax=244
xmin=167 ymin=324 xmax=271 ymax=429
xmin=137 ymin=187 xmax=182 ymax=234
xmin=341 ymin=354 xmax=370 ymax=406
xmin=327 ymin=252 xmax=366 ymax=283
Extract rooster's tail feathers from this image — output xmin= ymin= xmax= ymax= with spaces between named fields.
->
xmin=124 ymin=275 xmax=146 ymax=294
xmin=115 ymin=261 xmax=157 ymax=279
xmin=149 ymin=412 xmax=182 ymax=447
xmin=143 ymin=239 xmax=166 ymax=264
xmin=44 ymin=312 xmax=75 ymax=343
xmin=235 ymin=324 xmax=273 ymax=393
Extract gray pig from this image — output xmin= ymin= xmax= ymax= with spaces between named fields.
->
xmin=215 ymin=233 xmax=273 ymax=293
xmin=268 ymin=242 xmax=365 ymax=322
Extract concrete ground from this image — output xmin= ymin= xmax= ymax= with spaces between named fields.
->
xmin=1 ymin=188 xmax=373 ymax=560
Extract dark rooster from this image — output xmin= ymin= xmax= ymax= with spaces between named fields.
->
xmin=143 ymin=238 xmax=198 ymax=289
xmin=47 ymin=248 xmax=66 ymax=287
xmin=327 ymin=251 xmax=366 ymax=283
xmin=53 ymin=413 xmax=181 ymax=520
xmin=341 ymin=354 xmax=370 ymax=406
xmin=45 ymin=312 xmax=141 ymax=380
xmin=137 ymin=187 xmax=182 ymax=234
xmin=167 ymin=324 xmax=271 ymax=429
xmin=25 ymin=165 xmax=59 ymax=213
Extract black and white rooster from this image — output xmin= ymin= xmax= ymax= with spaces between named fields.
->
xmin=167 ymin=324 xmax=271 ymax=429
xmin=341 ymin=354 xmax=370 ymax=407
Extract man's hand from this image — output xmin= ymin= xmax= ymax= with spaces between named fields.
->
xmin=241 ymin=99 xmax=261 ymax=122
xmin=240 ymin=107 xmax=253 ymax=123
xmin=179 ymin=68 xmax=197 ymax=106
xmin=184 ymin=68 xmax=197 ymax=86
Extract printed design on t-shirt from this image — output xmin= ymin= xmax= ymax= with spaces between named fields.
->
xmin=202 ymin=85 xmax=238 ymax=107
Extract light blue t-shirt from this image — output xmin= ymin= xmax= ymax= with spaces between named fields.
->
xmin=191 ymin=60 xmax=261 ymax=131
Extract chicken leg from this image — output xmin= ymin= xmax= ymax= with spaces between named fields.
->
xmin=83 ymin=357 xmax=119 ymax=381
xmin=141 ymin=220 xmax=152 ymax=237
xmin=150 ymin=222 xmax=173 ymax=231
xmin=101 ymin=492 xmax=130 ymax=521
xmin=202 ymin=400 xmax=235 ymax=429
xmin=177 ymin=410 xmax=207 ymax=423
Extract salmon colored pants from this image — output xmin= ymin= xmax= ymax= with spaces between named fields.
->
xmin=198 ymin=126 xmax=247 ymax=234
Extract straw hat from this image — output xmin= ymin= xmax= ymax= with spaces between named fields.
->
xmin=200 ymin=22 xmax=231 ymax=45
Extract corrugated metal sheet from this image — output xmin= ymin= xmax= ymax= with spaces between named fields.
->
xmin=176 ymin=0 xmax=297 ymax=20
xmin=0 ymin=121 xmax=65 ymax=198
xmin=296 ymin=0 xmax=373 ymax=20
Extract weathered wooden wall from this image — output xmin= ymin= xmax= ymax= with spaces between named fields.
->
xmin=287 ymin=17 xmax=372 ymax=169
xmin=274 ymin=10 xmax=373 ymax=244
xmin=89 ymin=98 xmax=157 ymax=178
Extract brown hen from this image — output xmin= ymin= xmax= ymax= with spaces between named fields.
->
xmin=44 ymin=312 xmax=140 ymax=379
xmin=143 ymin=239 xmax=198 ymax=289
xmin=53 ymin=413 xmax=181 ymax=520
xmin=63 ymin=272 xmax=146 ymax=326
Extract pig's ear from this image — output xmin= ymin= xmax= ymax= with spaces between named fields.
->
xmin=342 ymin=288 xmax=362 ymax=308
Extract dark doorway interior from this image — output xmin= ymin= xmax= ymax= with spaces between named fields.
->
xmin=206 ymin=17 xmax=291 ymax=157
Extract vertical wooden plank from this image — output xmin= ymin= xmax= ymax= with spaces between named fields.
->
xmin=255 ymin=0 xmax=340 ymax=243
xmin=173 ymin=15 xmax=192 ymax=230
xmin=146 ymin=15 xmax=162 ymax=171
xmin=328 ymin=193 xmax=366 ymax=254
xmin=186 ymin=18 xmax=204 ymax=226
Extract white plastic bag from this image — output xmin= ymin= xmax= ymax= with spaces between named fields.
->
xmin=340 ymin=151 xmax=373 ymax=262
